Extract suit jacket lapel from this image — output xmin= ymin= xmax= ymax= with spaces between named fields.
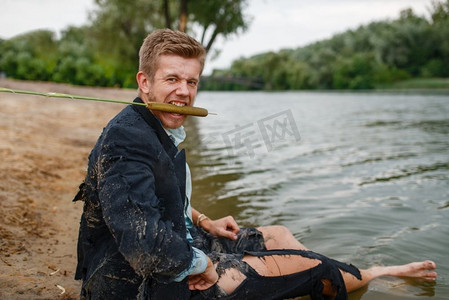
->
xmin=132 ymin=97 xmax=186 ymax=205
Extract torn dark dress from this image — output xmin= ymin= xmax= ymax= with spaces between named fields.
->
xmin=190 ymin=228 xmax=361 ymax=300
xmin=73 ymin=97 xmax=361 ymax=300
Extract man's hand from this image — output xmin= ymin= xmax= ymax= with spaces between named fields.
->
xmin=201 ymin=216 xmax=240 ymax=240
xmin=188 ymin=257 xmax=218 ymax=291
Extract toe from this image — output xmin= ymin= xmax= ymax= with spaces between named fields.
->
xmin=425 ymin=260 xmax=436 ymax=270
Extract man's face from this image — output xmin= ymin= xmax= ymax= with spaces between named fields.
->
xmin=140 ymin=54 xmax=201 ymax=129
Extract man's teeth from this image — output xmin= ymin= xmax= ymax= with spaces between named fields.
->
xmin=170 ymin=101 xmax=186 ymax=107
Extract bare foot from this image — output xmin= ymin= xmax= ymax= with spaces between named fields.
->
xmin=383 ymin=260 xmax=437 ymax=281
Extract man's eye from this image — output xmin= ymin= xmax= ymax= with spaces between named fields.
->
xmin=188 ymin=80 xmax=198 ymax=86
xmin=167 ymin=78 xmax=176 ymax=82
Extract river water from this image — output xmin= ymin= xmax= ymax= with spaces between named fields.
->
xmin=183 ymin=91 xmax=449 ymax=299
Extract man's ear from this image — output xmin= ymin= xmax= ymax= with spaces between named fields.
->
xmin=136 ymin=71 xmax=151 ymax=94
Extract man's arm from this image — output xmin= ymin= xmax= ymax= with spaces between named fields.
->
xmin=187 ymin=256 xmax=219 ymax=291
xmin=97 ymin=124 xmax=193 ymax=280
xmin=192 ymin=208 xmax=239 ymax=241
xmin=172 ymin=247 xmax=208 ymax=282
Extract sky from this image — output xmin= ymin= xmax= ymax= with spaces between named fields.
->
xmin=0 ymin=0 xmax=434 ymax=75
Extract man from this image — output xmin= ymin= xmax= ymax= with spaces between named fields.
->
xmin=74 ymin=29 xmax=437 ymax=299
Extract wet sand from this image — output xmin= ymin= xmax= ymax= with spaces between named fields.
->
xmin=0 ymin=79 xmax=136 ymax=299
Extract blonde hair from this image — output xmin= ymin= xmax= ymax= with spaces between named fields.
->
xmin=139 ymin=29 xmax=206 ymax=80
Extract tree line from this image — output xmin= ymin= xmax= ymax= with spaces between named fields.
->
xmin=0 ymin=0 xmax=250 ymax=88
xmin=1 ymin=0 xmax=448 ymax=90
xmin=202 ymin=0 xmax=449 ymax=90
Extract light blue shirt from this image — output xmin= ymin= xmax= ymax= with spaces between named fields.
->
xmin=165 ymin=126 xmax=208 ymax=282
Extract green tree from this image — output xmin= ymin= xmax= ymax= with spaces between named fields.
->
xmin=375 ymin=9 xmax=433 ymax=76
xmin=332 ymin=52 xmax=405 ymax=89
xmin=427 ymin=0 xmax=449 ymax=76
xmin=0 ymin=30 xmax=58 ymax=80
xmin=189 ymin=0 xmax=250 ymax=53
xmin=87 ymin=0 xmax=161 ymax=87
xmin=161 ymin=0 xmax=250 ymax=53
xmin=52 ymin=26 xmax=108 ymax=86
xmin=88 ymin=0 xmax=251 ymax=87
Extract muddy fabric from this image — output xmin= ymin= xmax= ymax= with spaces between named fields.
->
xmin=192 ymin=249 xmax=362 ymax=300
xmin=74 ymin=98 xmax=194 ymax=299
xmin=79 ymin=252 xmax=141 ymax=300
xmin=191 ymin=227 xmax=267 ymax=254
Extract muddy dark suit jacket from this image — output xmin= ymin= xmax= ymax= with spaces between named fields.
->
xmin=74 ymin=97 xmax=193 ymax=299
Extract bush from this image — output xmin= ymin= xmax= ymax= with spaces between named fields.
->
xmin=333 ymin=53 xmax=379 ymax=89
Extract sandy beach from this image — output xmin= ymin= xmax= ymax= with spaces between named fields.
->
xmin=0 ymin=79 xmax=137 ymax=299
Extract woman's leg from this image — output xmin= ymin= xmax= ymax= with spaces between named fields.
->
xmin=213 ymin=249 xmax=356 ymax=299
xmin=215 ymin=251 xmax=437 ymax=299
xmin=340 ymin=260 xmax=437 ymax=294
xmin=214 ymin=251 xmax=328 ymax=299
xmin=255 ymin=226 xmax=437 ymax=294
xmin=256 ymin=225 xmax=308 ymax=250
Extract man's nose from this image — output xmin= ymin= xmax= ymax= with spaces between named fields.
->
xmin=176 ymin=81 xmax=189 ymax=96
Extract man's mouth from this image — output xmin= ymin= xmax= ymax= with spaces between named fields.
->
xmin=164 ymin=101 xmax=188 ymax=117
xmin=169 ymin=101 xmax=186 ymax=107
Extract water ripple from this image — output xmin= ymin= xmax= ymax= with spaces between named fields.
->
xmin=359 ymin=162 xmax=449 ymax=186
xmin=188 ymin=92 xmax=449 ymax=298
